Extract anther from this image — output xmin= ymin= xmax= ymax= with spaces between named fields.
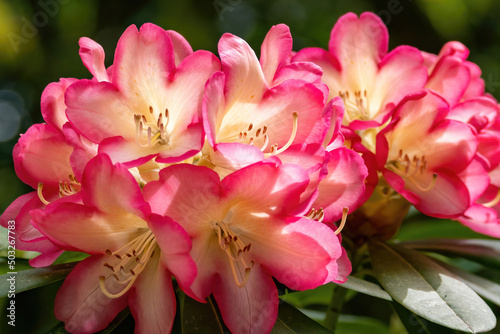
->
xmin=248 ymin=123 xmax=253 ymax=131
xmin=103 ymin=263 xmax=114 ymax=271
xmin=149 ymin=106 xmax=154 ymax=114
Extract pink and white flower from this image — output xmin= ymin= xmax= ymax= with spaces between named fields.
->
xmin=293 ymin=12 xmax=427 ymax=131
xmin=65 ymin=23 xmax=220 ymax=167
xmin=32 ymin=154 xmax=196 ymax=333
xmin=144 ymin=162 xmax=348 ymax=334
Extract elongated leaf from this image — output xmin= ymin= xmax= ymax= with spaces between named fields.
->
xmin=401 ymin=239 xmax=500 ymax=268
xmin=433 ymin=259 xmax=500 ymax=307
xmin=368 ymin=241 xmax=496 ymax=333
xmin=280 ymin=283 xmax=333 ymax=308
xmin=336 ymin=315 xmax=389 ymax=334
xmin=0 ymin=262 xmax=76 ymax=298
xmin=271 ymin=301 xmax=333 ymax=333
xmin=391 ymin=302 xmax=459 ymax=334
xmin=337 ymin=276 xmax=392 ymax=301
xmin=182 ymin=296 xmax=228 ymax=334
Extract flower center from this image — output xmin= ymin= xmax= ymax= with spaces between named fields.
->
xmin=212 ymin=218 xmax=254 ymax=288
xmin=99 ymin=230 xmax=157 ymax=299
xmin=237 ymin=112 xmax=298 ymax=156
xmin=134 ymin=105 xmax=170 ymax=148
xmin=386 ymin=149 xmax=437 ymax=192
xmin=339 ymin=90 xmax=370 ymax=123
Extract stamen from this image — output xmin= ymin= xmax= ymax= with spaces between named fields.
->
xmin=213 ymin=220 xmax=253 ymax=288
xmin=483 ymin=189 xmax=500 ymax=208
xmin=99 ymin=230 xmax=157 ymax=299
xmin=248 ymin=123 xmax=253 ymax=131
xmin=37 ymin=183 xmax=50 ymax=205
xmin=335 ymin=207 xmax=349 ymax=235
xmin=99 ymin=275 xmax=137 ymax=299
xmin=265 ymin=112 xmax=298 ymax=156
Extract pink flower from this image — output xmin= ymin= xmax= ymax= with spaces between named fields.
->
xmin=0 ymin=78 xmax=97 ymax=267
xmin=377 ymin=90 xmax=479 ymax=218
xmin=32 ymin=154 xmax=195 ymax=333
xmin=143 ymin=161 xmax=348 ymax=334
xmin=65 ymin=23 xmax=220 ymax=167
xmin=201 ymin=25 xmax=329 ymax=175
xmin=423 ymin=41 xmax=486 ymax=106
xmin=293 ymin=12 xmax=427 ymax=130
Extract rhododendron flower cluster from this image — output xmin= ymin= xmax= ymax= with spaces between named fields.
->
xmin=2 ymin=11 xmax=500 ymax=334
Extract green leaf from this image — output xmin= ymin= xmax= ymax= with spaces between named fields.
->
xmin=271 ymin=301 xmax=333 ymax=333
xmin=401 ymin=239 xmax=500 ymax=268
xmin=337 ymin=276 xmax=392 ymax=301
xmin=336 ymin=315 xmax=389 ymax=334
xmin=182 ymin=295 xmax=228 ymax=334
xmin=396 ymin=218 xmax=487 ymax=241
xmin=280 ymin=283 xmax=334 ymax=308
xmin=53 ymin=251 xmax=90 ymax=265
xmin=368 ymin=241 xmax=496 ymax=333
xmin=47 ymin=308 xmax=132 ymax=334
xmin=391 ymin=302 xmax=459 ymax=334
xmin=432 ymin=259 xmax=500 ymax=307
xmin=0 ymin=262 xmax=77 ymax=298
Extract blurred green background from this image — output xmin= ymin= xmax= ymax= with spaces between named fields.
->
xmin=1 ymin=0 xmax=500 ymax=333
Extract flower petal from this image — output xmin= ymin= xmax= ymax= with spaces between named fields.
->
xmin=249 ymin=217 xmax=343 ymax=290
xmin=41 ymin=78 xmax=78 ymax=131
xmin=14 ymin=124 xmax=74 ymax=189
xmin=55 ymin=255 xmax=129 ymax=333
xmin=112 ymin=24 xmax=175 ymax=95
xmin=79 ymin=37 xmax=109 ymax=82
xmin=260 ymin=24 xmax=292 ymax=85
xmin=221 ymin=161 xmax=310 ymax=215
xmin=329 ymin=12 xmax=388 ymax=90
xmin=148 ymin=214 xmax=196 ymax=292
xmin=32 ymin=202 xmax=145 ymax=254
xmin=458 ymin=204 xmax=500 ymax=238
xmin=219 ymin=32 xmax=267 ymax=107
xmin=426 ymin=56 xmax=470 ymax=106
xmin=314 ymin=147 xmax=368 ymax=222
xmin=81 ymin=154 xmax=150 ymax=217
xmin=166 ymin=30 xmax=193 ymax=65
xmin=129 ymin=253 xmax=177 ymax=334
xmin=213 ymin=264 xmax=278 ymax=334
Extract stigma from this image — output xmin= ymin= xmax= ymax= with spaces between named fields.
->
xmin=134 ymin=105 xmax=170 ymax=148
xmin=99 ymin=230 xmax=157 ymax=299
xmin=212 ymin=218 xmax=254 ymax=288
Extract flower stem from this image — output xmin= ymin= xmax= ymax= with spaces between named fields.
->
xmin=323 ymin=283 xmax=348 ymax=331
